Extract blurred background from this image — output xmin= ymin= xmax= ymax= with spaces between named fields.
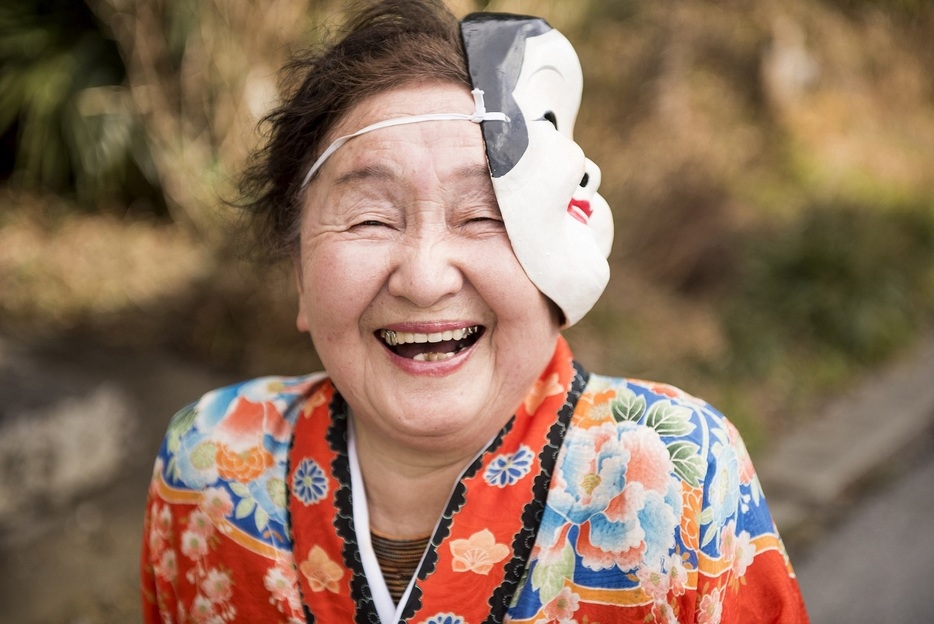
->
xmin=1 ymin=0 xmax=932 ymax=622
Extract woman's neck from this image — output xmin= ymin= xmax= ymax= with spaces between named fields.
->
xmin=351 ymin=419 xmax=491 ymax=538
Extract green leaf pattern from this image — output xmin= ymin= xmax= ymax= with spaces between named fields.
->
xmin=611 ymin=388 xmax=646 ymax=423
xmin=667 ymin=441 xmax=706 ymax=488
xmin=645 ymin=401 xmax=696 ymax=437
xmin=226 ymin=480 xmax=276 ymax=532
xmin=530 ymin=542 xmax=576 ymax=605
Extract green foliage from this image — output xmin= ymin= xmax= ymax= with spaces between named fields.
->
xmin=645 ymin=401 xmax=696 ymax=437
xmin=0 ymin=0 xmax=162 ymax=210
xmin=724 ymin=201 xmax=934 ymax=376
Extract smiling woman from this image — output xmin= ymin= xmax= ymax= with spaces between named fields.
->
xmin=140 ymin=1 xmax=809 ymax=623
xmin=293 ymin=83 xmax=560 ymax=470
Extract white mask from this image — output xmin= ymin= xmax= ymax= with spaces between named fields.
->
xmin=461 ymin=14 xmax=613 ymax=326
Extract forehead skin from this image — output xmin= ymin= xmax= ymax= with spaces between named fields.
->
xmin=308 ymin=82 xmax=486 ymax=188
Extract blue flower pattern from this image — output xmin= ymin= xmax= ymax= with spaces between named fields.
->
xmin=292 ymin=458 xmax=329 ymax=505
xmin=421 ymin=614 xmax=465 ymax=624
xmin=483 ymin=445 xmax=535 ymax=488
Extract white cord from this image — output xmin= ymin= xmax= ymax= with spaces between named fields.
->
xmin=300 ymin=88 xmax=508 ymax=188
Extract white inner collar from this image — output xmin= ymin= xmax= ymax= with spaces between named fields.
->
xmin=346 ymin=413 xmax=499 ymax=624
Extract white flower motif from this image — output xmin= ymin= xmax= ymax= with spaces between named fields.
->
xmin=188 ymin=509 xmax=214 ymax=536
xmin=181 ymin=529 xmax=209 ymax=560
xmin=484 ymin=445 xmax=535 ymax=488
xmin=190 ymin=594 xmax=215 ymax=623
xmin=201 ymin=486 xmax=233 ymax=521
xmin=264 ymin=562 xmax=301 ymax=611
xmin=201 ymin=568 xmax=233 ymax=602
xmin=155 ymin=550 xmax=177 ymax=582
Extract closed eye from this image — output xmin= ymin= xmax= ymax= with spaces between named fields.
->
xmin=461 ymin=216 xmax=506 ymax=234
xmin=351 ymin=219 xmax=393 ymax=230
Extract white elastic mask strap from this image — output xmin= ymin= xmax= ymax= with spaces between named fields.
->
xmin=300 ymin=88 xmax=508 ymax=188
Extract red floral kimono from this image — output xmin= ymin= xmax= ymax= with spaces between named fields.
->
xmin=141 ymin=337 xmax=809 ymax=623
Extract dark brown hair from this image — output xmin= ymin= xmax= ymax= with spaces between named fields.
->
xmin=238 ymin=0 xmax=470 ymax=261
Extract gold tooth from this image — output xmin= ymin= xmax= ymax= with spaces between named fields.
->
xmin=381 ymin=325 xmax=478 ymax=347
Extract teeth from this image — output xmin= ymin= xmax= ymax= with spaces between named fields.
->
xmin=413 ymin=352 xmax=456 ymax=362
xmin=379 ymin=326 xmax=478 ymax=347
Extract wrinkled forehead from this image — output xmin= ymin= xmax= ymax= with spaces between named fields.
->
xmin=307 ymin=84 xmax=493 ymax=193
xmin=299 ymin=81 xmax=507 ymax=189
xmin=324 ymin=82 xmax=477 ymax=145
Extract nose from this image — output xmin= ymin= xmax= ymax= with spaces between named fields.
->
xmin=579 ymin=158 xmax=614 ymax=258
xmin=581 ymin=158 xmax=601 ymax=198
xmin=386 ymin=229 xmax=464 ymax=308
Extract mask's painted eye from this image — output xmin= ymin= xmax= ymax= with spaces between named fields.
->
xmin=580 ymin=172 xmax=590 ymax=187
xmin=543 ymin=110 xmax=558 ymax=129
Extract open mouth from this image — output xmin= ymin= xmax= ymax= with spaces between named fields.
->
xmin=377 ymin=325 xmax=483 ymax=362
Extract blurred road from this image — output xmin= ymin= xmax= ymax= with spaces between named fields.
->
xmin=757 ymin=335 xmax=934 ymax=624
xmin=0 ymin=335 xmax=235 ymax=624
xmin=794 ymin=449 xmax=934 ymax=622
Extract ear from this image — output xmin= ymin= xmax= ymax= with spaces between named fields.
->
xmin=293 ymin=256 xmax=309 ymax=334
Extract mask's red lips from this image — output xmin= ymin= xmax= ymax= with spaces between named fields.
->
xmin=567 ymin=198 xmax=592 ymax=225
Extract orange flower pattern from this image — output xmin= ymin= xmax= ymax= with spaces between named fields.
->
xmin=300 ymin=545 xmax=345 ymax=593
xmin=524 ymin=372 xmax=565 ymax=414
xmin=450 ymin=529 xmax=511 ymax=575
xmin=215 ymin=442 xmax=274 ymax=482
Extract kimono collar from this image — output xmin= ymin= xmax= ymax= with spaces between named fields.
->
xmin=288 ymin=336 xmax=587 ymax=623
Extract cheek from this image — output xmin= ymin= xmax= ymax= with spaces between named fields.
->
xmin=301 ymin=242 xmax=388 ymax=334
xmin=471 ymin=241 xmax=557 ymax=330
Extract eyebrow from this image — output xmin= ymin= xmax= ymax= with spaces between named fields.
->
xmin=453 ymin=163 xmax=493 ymax=183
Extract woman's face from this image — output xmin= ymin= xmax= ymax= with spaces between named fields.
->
xmin=295 ymin=82 xmax=560 ymax=453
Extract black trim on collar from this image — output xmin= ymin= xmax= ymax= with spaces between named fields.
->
xmin=485 ymin=360 xmax=589 ymax=622
xmin=326 ymin=393 xmax=382 ymax=624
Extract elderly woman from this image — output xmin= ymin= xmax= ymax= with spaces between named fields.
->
xmin=141 ymin=1 xmax=809 ymax=622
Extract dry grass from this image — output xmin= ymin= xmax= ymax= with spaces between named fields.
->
xmin=0 ymin=189 xmax=210 ymax=336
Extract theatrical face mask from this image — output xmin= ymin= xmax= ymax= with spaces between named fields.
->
xmin=461 ymin=14 xmax=613 ymax=327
